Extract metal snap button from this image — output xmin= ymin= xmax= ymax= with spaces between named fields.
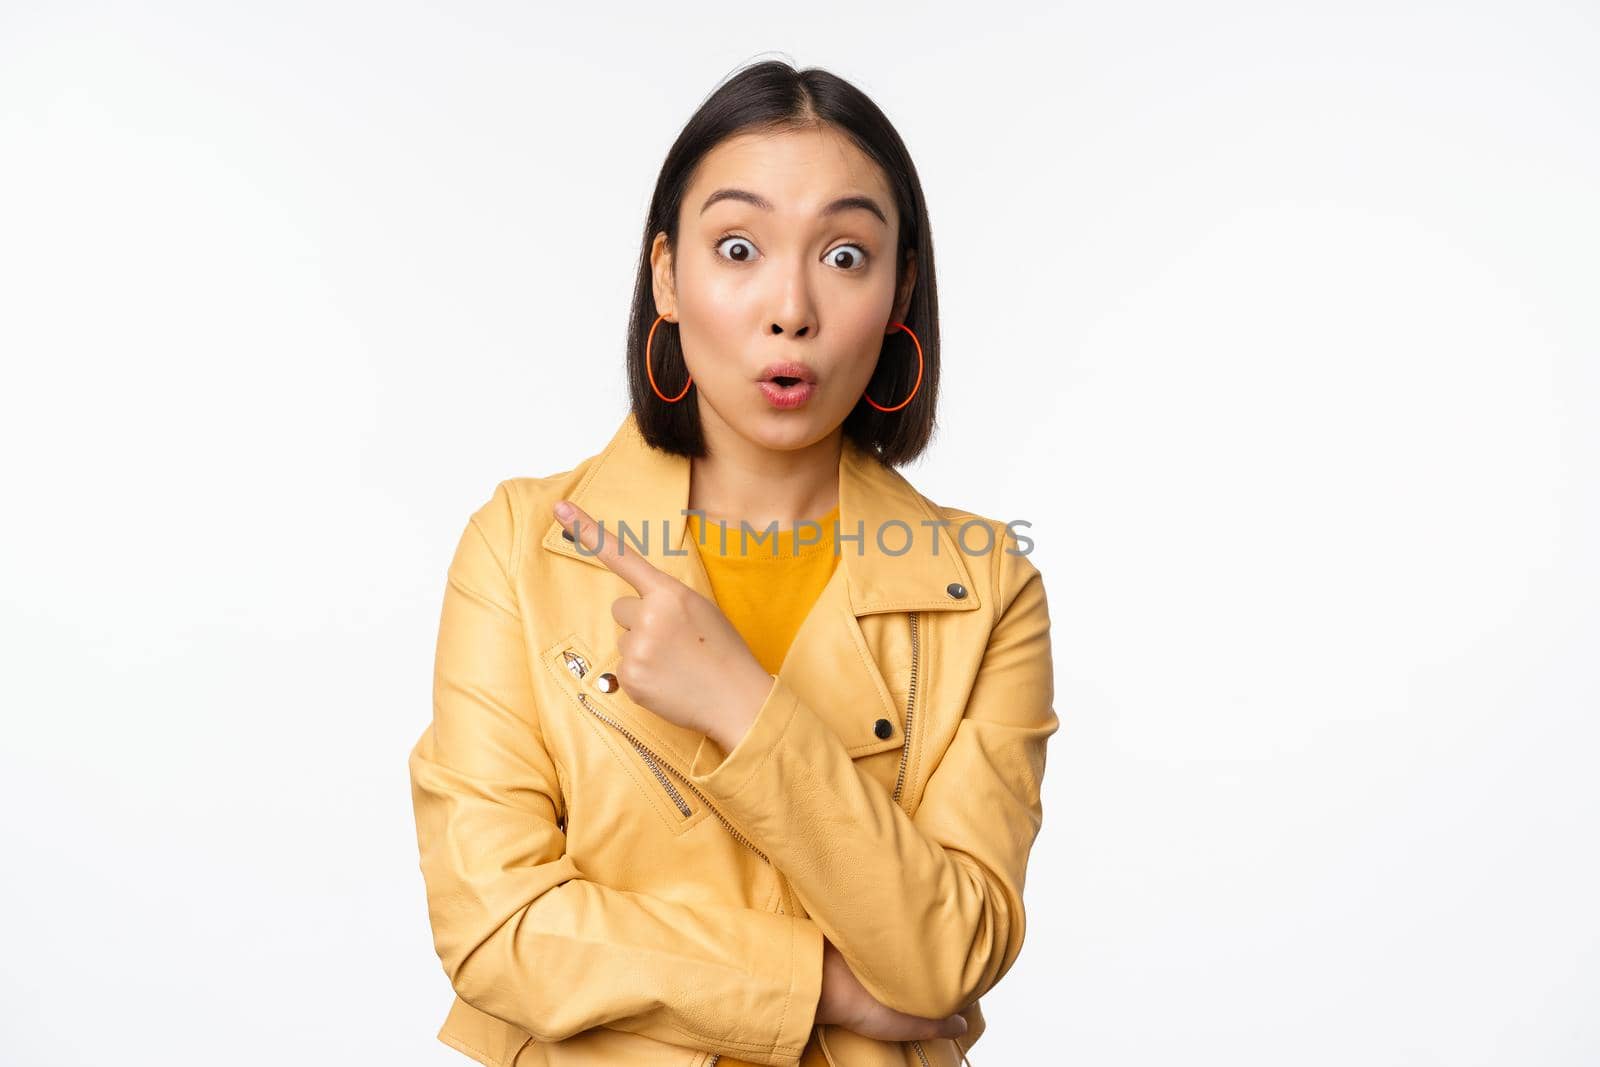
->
xmin=596 ymin=672 xmax=620 ymax=694
xmin=874 ymin=717 xmax=893 ymax=739
xmin=946 ymin=582 xmax=967 ymax=599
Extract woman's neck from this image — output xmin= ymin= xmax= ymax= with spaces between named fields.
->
xmin=688 ymin=410 xmax=843 ymax=528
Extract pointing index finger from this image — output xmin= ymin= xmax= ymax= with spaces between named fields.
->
xmin=555 ymin=499 xmax=668 ymax=594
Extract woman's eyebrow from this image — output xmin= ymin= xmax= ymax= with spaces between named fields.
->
xmin=699 ymin=187 xmax=888 ymax=227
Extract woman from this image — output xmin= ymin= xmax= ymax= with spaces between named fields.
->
xmin=408 ymin=60 xmax=1059 ymax=1067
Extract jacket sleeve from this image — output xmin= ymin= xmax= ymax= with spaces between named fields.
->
xmin=408 ymin=481 xmax=823 ymax=1067
xmin=685 ymin=524 xmax=1058 ymax=1021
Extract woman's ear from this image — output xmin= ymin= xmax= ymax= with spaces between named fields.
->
xmin=650 ymin=232 xmax=678 ymax=322
xmin=891 ymin=250 xmax=918 ymax=324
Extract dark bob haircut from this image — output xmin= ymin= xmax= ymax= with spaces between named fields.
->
xmin=625 ymin=59 xmax=940 ymax=467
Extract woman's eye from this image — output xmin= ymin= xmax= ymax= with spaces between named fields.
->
xmin=827 ymin=244 xmax=868 ymax=271
xmin=715 ymin=235 xmax=759 ymax=263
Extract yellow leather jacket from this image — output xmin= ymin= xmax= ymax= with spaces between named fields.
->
xmin=408 ymin=412 xmax=1059 ymax=1067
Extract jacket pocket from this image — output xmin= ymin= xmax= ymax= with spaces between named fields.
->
xmin=542 ymin=634 xmax=765 ymax=855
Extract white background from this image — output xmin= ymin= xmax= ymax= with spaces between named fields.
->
xmin=2 ymin=2 xmax=1596 ymax=1064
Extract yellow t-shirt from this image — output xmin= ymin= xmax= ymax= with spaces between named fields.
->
xmin=684 ymin=502 xmax=840 ymax=1067
xmin=686 ymin=502 xmax=842 ymax=676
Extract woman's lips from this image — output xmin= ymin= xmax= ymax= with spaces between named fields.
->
xmin=758 ymin=378 xmax=815 ymax=408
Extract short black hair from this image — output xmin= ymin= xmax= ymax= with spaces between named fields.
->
xmin=625 ymin=59 xmax=939 ymax=466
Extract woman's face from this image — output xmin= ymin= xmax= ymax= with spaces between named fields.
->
xmin=652 ymin=124 xmax=916 ymax=453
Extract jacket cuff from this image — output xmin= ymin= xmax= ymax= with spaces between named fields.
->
xmin=778 ymin=916 xmax=824 ymax=1063
xmin=690 ymin=673 xmax=803 ymax=799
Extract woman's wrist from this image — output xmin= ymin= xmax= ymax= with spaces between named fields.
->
xmin=704 ymin=665 xmax=773 ymax=753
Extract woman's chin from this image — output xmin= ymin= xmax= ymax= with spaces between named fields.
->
xmin=728 ymin=410 xmax=834 ymax=453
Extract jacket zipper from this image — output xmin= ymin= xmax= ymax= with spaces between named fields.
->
xmin=900 ymin=616 xmax=943 ymax=1067
xmin=578 ymin=691 xmax=694 ymax=817
xmin=574 ymin=691 xmax=769 ymax=863
xmin=891 ymin=612 xmax=921 ymax=806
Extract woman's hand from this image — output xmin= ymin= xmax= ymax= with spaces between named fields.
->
xmin=816 ymin=938 xmax=970 ymax=1043
xmin=554 ymin=499 xmax=774 ymax=749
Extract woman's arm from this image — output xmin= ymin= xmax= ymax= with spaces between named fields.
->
xmin=686 ymin=526 xmax=1059 ymax=1021
xmin=408 ymin=482 xmax=822 ymax=1066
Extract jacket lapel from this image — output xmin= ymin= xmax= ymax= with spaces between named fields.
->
xmin=537 ymin=412 xmax=981 ymax=777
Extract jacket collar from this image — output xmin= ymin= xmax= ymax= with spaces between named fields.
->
xmin=534 ymin=411 xmax=982 ymax=773
xmin=537 ymin=411 xmax=979 ymax=619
